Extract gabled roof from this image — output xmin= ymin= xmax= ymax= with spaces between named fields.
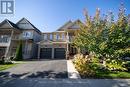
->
xmin=57 ymin=20 xmax=73 ymax=31
xmin=56 ymin=19 xmax=82 ymax=31
xmin=0 ymin=19 xmax=19 ymax=29
xmin=16 ymin=18 xmax=41 ymax=33
xmin=67 ymin=19 xmax=82 ymax=29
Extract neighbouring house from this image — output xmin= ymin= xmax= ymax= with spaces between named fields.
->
xmin=38 ymin=20 xmax=81 ymax=59
xmin=0 ymin=18 xmax=41 ymax=59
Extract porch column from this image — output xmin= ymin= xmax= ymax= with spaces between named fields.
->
xmin=38 ymin=44 xmax=41 ymax=60
xmin=52 ymin=47 xmax=54 ymax=59
xmin=66 ymin=32 xmax=69 ymax=59
xmin=53 ymin=33 xmax=56 ymax=41
xmin=5 ymin=30 xmax=14 ymax=58
xmin=47 ymin=33 xmax=50 ymax=40
xmin=59 ymin=33 xmax=62 ymax=40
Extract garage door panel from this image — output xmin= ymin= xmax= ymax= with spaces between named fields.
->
xmin=40 ymin=48 xmax=52 ymax=59
xmin=54 ymin=48 xmax=65 ymax=59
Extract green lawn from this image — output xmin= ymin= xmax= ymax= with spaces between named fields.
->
xmin=0 ymin=64 xmax=17 ymax=71
xmin=95 ymin=71 xmax=130 ymax=78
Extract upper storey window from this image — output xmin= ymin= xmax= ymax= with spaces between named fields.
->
xmin=0 ymin=35 xmax=10 ymax=43
xmin=62 ymin=33 xmax=65 ymax=40
xmin=23 ymin=31 xmax=32 ymax=39
xmin=50 ymin=34 xmax=53 ymax=40
xmin=43 ymin=34 xmax=47 ymax=40
xmin=56 ymin=33 xmax=59 ymax=40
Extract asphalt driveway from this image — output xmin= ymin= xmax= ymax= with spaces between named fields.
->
xmin=0 ymin=60 xmax=68 ymax=79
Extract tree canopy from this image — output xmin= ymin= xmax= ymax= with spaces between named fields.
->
xmin=73 ymin=3 xmax=130 ymax=59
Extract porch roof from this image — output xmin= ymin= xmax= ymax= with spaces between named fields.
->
xmin=37 ymin=40 xmax=68 ymax=45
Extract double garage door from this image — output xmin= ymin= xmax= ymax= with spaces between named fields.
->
xmin=54 ymin=48 xmax=66 ymax=59
xmin=40 ymin=48 xmax=65 ymax=59
xmin=40 ymin=48 xmax=52 ymax=59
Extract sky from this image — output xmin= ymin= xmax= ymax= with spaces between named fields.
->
xmin=0 ymin=0 xmax=130 ymax=32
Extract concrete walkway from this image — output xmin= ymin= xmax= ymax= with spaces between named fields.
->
xmin=67 ymin=60 xmax=81 ymax=79
xmin=0 ymin=78 xmax=130 ymax=87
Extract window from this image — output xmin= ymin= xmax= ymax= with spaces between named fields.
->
xmin=50 ymin=34 xmax=53 ymax=40
xmin=23 ymin=31 xmax=32 ymax=39
xmin=56 ymin=33 xmax=59 ymax=40
xmin=0 ymin=35 xmax=10 ymax=43
xmin=44 ymin=34 xmax=47 ymax=40
xmin=62 ymin=33 xmax=65 ymax=40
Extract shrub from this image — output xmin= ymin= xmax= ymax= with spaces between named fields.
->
xmin=73 ymin=54 xmax=95 ymax=78
xmin=124 ymin=61 xmax=130 ymax=71
xmin=0 ymin=56 xmax=5 ymax=64
xmin=106 ymin=59 xmax=127 ymax=71
xmin=4 ymin=57 xmax=13 ymax=64
xmin=14 ymin=40 xmax=23 ymax=61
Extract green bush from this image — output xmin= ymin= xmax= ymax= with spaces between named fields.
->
xmin=0 ymin=56 xmax=5 ymax=64
xmin=124 ymin=61 xmax=130 ymax=71
xmin=4 ymin=57 xmax=13 ymax=64
xmin=73 ymin=54 xmax=95 ymax=78
xmin=106 ymin=59 xmax=127 ymax=71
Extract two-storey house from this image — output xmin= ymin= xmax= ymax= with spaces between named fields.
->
xmin=38 ymin=20 xmax=81 ymax=59
xmin=0 ymin=18 xmax=41 ymax=59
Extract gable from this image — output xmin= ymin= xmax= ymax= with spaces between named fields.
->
xmin=68 ymin=24 xmax=80 ymax=29
xmin=57 ymin=21 xmax=73 ymax=31
xmin=17 ymin=23 xmax=35 ymax=29
xmin=0 ymin=21 xmax=12 ymax=28
xmin=17 ymin=19 xmax=27 ymax=24
xmin=60 ymin=21 xmax=73 ymax=29
xmin=0 ymin=19 xmax=18 ymax=29
xmin=67 ymin=20 xmax=82 ymax=30
xmin=17 ymin=18 xmax=35 ymax=29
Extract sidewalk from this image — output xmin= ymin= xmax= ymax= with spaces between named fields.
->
xmin=0 ymin=78 xmax=130 ymax=87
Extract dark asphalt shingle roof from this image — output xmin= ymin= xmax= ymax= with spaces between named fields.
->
xmin=16 ymin=18 xmax=41 ymax=34
xmin=0 ymin=19 xmax=20 ymax=29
